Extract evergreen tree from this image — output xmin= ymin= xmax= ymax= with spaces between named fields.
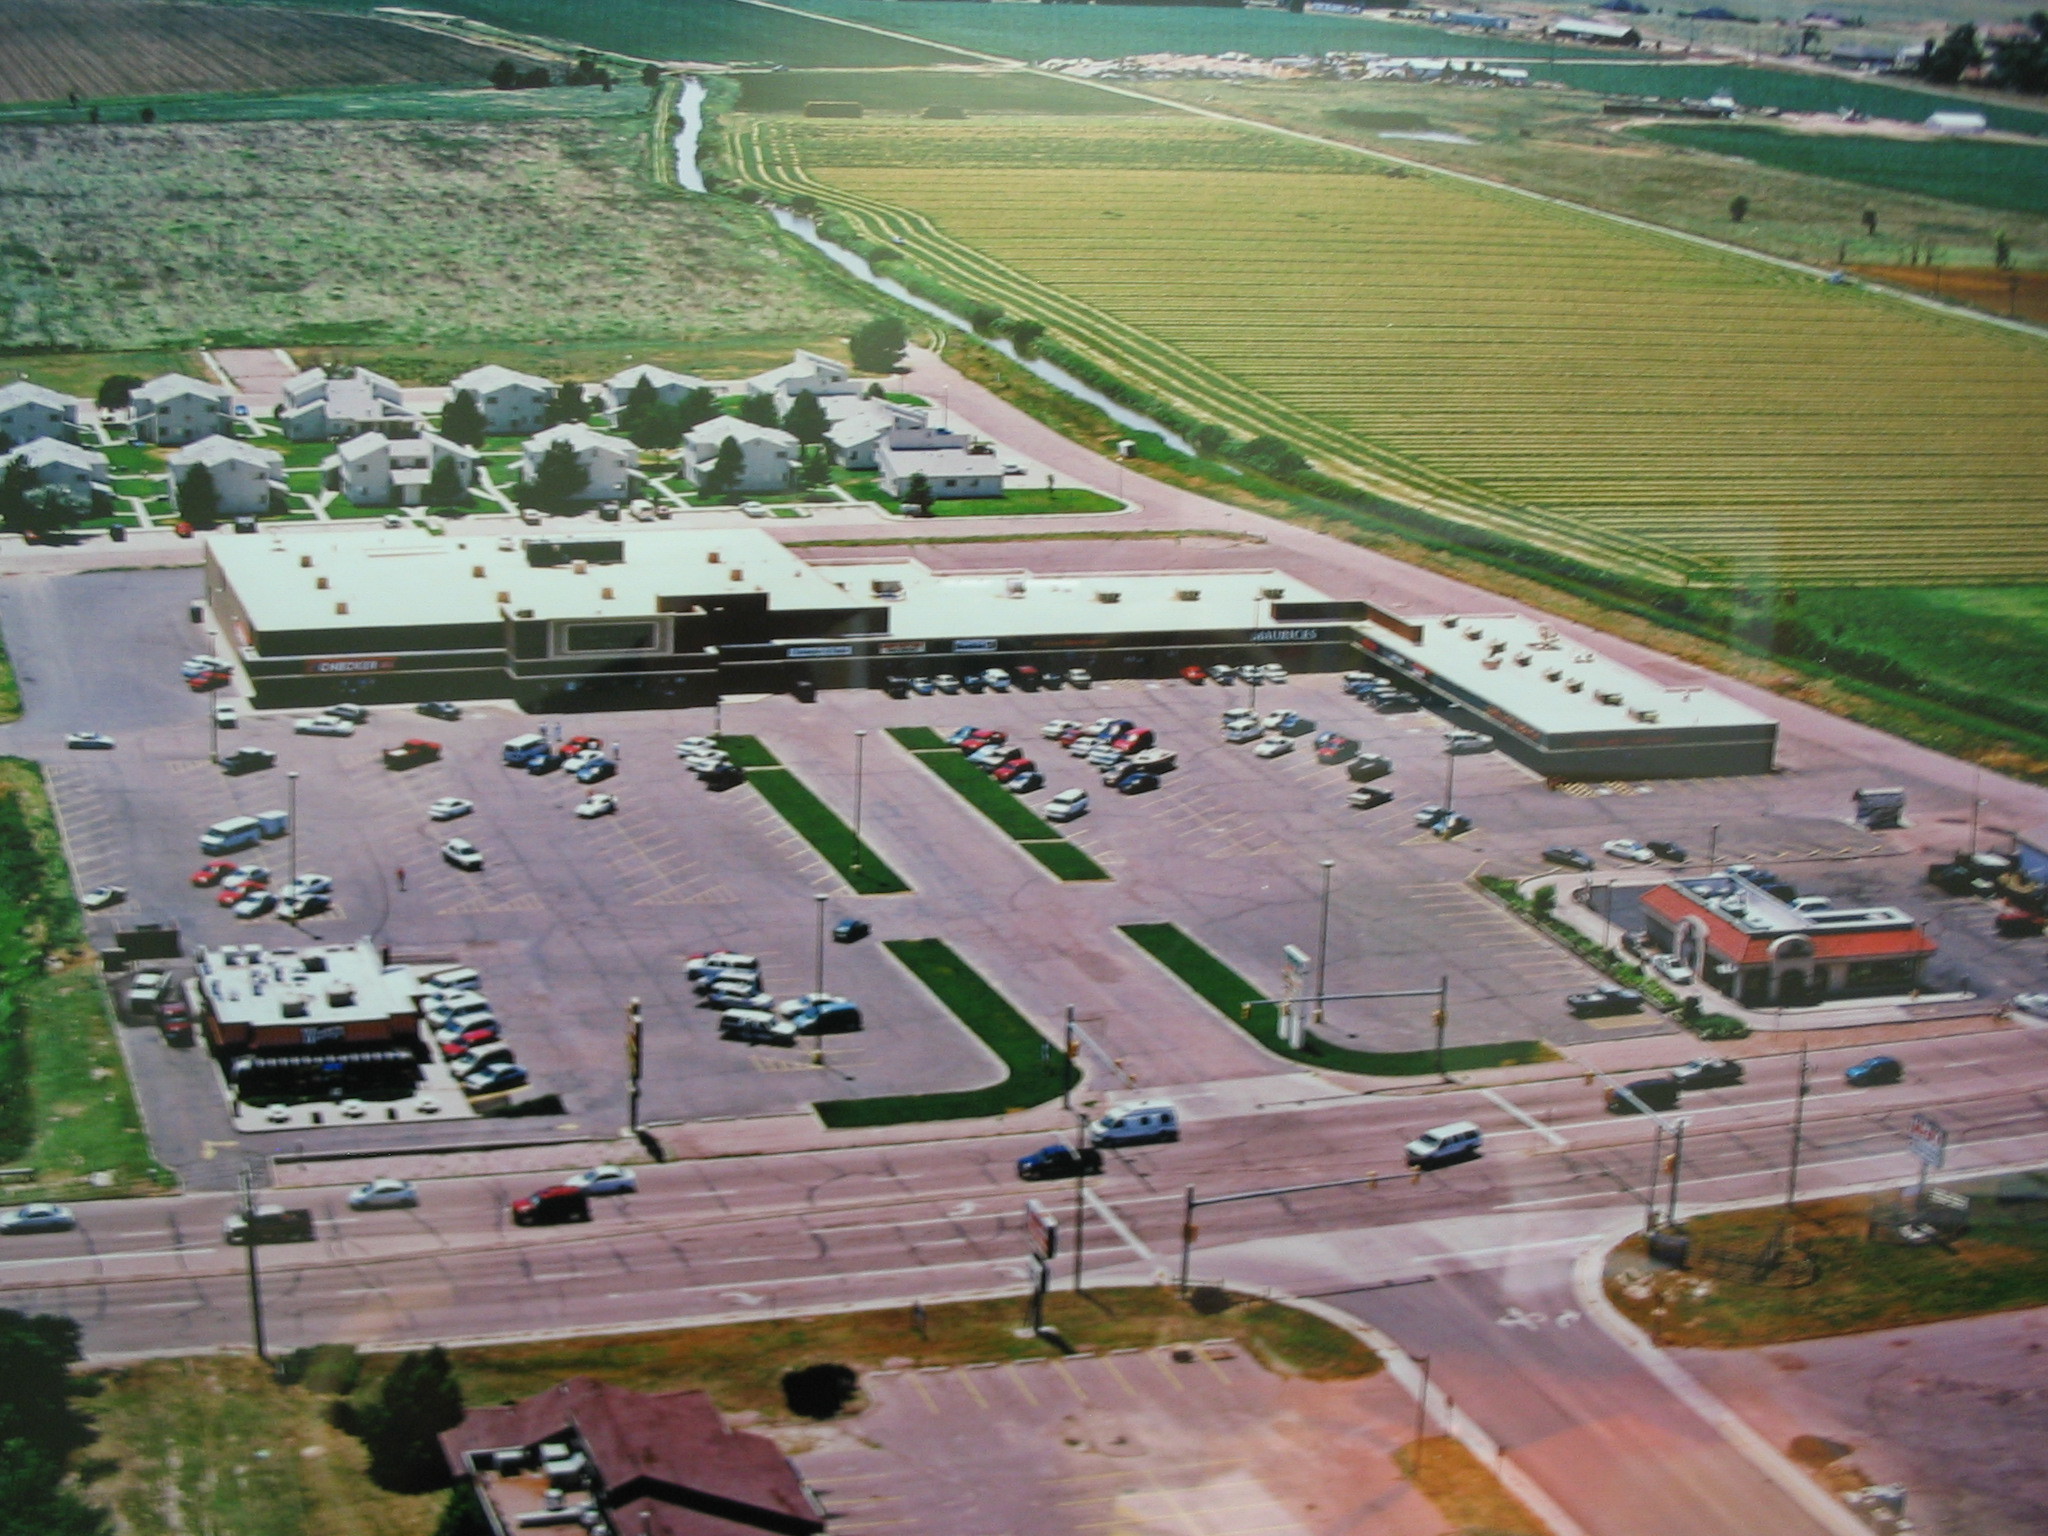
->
xmin=96 ymin=374 xmax=143 ymax=411
xmin=1728 ymin=194 xmax=1750 ymax=224
xmin=849 ymin=315 xmax=909 ymax=374
xmin=439 ymin=390 xmax=486 ymax=448
xmin=1003 ymin=318 xmax=1047 ymax=355
xmin=902 ymin=471 xmax=933 ymax=516
xmin=426 ymin=453 xmax=470 ymax=508
xmin=434 ymin=1485 xmax=494 ymax=1536
xmin=675 ymin=386 xmax=720 ymax=434
xmin=798 ymin=444 xmax=834 ymax=489
xmin=737 ymin=392 xmax=782 ymax=429
xmin=489 ymin=58 xmax=518 ymax=90
xmin=544 ymin=382 xmax=587 ymax=426
xmin=700 ymin=435 xmax=746 ymax=501
xmin=1989 ymin=11 xmax=2048 ymax=93
xmin=176 ymin=462 xmax=220 ymax=529
xmin=616 ymin=374 xmax=661 ymax=444
xmin=781 ymin=390 xmax=829 ymax=446
xmin=1918 ymin=22 xmax=1983 ymax=83
xmin=0 ymin=1311 xmax=96 ymax=1464
xmin=525 ymin=439 xmax=588 ymax=511
xmin=358 ymin=1346 xmax=465 ymax=1494
xmin=641 ymin=62 xmax=662 ymax=88
xmin=0 ymin=459 xmax=35 ymax=532
xmin=0 ymin=1443 xmax=109 ymax=1536
xmin=21 ymin=486 xmax=81 ymax=537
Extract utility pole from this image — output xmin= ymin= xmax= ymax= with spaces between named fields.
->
xmin=1706 ymin=823 xmax=1719 ymax=875
xmin=1443 ymin=742 xmax=1457 ymax=808
xmin=1644 ymin=1119 xmax=1665 ymax=1233
xmin=1785 ymin=1043 xmax=1811 ymax=1212
xmin=812 ymin=894 xmax=829 ymax=1067
xmin=286 ymin=771 xmax=299 ymax=898
xmin=851 ymin=729 xmax=868 ymax=877
xmin=1072 ymin=1110 xmax=1088 ymax=1294
xmin=1178 ymin=1184 xmax=1196 ymax=1295
xmin=1433 ymin=975 xmax=1449 ymax=1082
xmin=1967 ymin=767 xmax=1982 ymax=857
xmin=1664 ymin=1117 xmax=1688 ymax=1228
xmin=625 ymin=996 xmax=644 ymax=1136
xmin=1313 ymin=859 xmax=1335 ymax=1029
xmin=240 ymin=1167 xmax=268 ymax=1363
xmin=1061 ymin=1005 xmax=1075 ymax=1111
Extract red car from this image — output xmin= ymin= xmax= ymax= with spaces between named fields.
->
xmin=191 ymin=861 xmax=236 ymax=887
xmin=993 ymin=758 xmax=1037 ymax=783
xmin=440 ymin=1025 xmax=501 ymax=1057
xmin=218 ymin=881 xmax=266 ymax=907
xmin=563 ymin=735 xmax=603 ymax=756
xmin=382 ymin=738 xmax=442 ymax=770
xmin=186 ymin=671 xmax=231 ymax=693
xmin=1181 ymin=665 xmax=1208 ymax=684
xmin=512 ymin=1186 xmax=591 ymax=1226
xmin=1111 ymin=728 xmax=1154 ymax=755
xmin=959 ymin=729 xmax=1004 ymax=753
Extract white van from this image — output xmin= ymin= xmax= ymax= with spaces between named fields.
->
xmin=422 ymin=966 xmax=482 ymax=993
xmin=1088 ymin=1099 xmax=1179 ymax=1147
xmin=1405 ymin=1120 xmax=1482 ymax=1169
xmin=199 ymin=815 xmax=265 ymax=855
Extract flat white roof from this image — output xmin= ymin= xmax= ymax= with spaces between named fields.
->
xmin=197 ymin=938 xmax=412 ymax=1029
xmin=1368 ymin=612 xmax=1772 ymax=736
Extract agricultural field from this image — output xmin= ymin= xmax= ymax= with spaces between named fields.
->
xmin=734 ymin=111 xmax=2048 ymax=587
xmin=732 ymin=66 xmax=1157 ymax=117
xmin=0 ymin=0 xmax=517 ymax=105
xmin=0 ymin=89 xmax=866 ymax=354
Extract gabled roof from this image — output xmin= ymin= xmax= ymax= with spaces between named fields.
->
xmin=746 ymin=349 xmax=852 ymax=394
xmin=6 ymin=438 xmax=107 ymax=472
xmin=607 ymin=363 xmax=709 ymax=394
xmin=449 ymin=364 xmax=555 ymax=396
xmin=523 ymin=421 xmax=638 ymax=459
xmin=0 ymin=381 xmax=81 ymax=415
xmin=167 ymin=434 xmax=283 ymax=470
xmin=132 ymin=373 xmax=231 ymax=407
xmin=685 ymin=417 xmax=799 ymax=450
xmin=340 ymin=432 xmax=476 ymax=464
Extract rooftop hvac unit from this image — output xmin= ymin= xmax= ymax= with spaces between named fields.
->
xmin=1513 ymin=652 xmax=1531 ymax=666
xmin=280 ymin=995 xmax=309 ymax=1019
xmin=1596 ymin=689 xmax=1623 ymax=705
xmin=1481 ymin=656 xmax=1501 ymax=670
xmin=1462 ymin=627 xmax=1482 ymax=640
xmin=1096 ymin=591 xmax=1121 ymax=604
xmin=1573 ymin=651 xmax=1594 ymax=663
xmin=1543 ymin=667 xmax=1562 ymax=681
xmin=1488 ymin=640 xmax=1506 ymax=655
xmin=1005 ymin=578 xmax=1025 ymax=597
xmin=1441 ymin=615 xmax=1460 ymax=628
xmin=1565 ymin=678 xmax=1584 ymax=693
xmin=325 ymin=985 xmax=356 ymax=1007
xmin=1261 ymin=587 xmax=1285 ymax=599
xmin=1631 ymin=707 xmax=1660 ymax=722
xmin=1176 ymin=589 xmax=1200 ymax=602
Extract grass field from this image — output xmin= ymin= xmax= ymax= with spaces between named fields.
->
xmin=718 ymin=734 xmax=908 ymax=894
xmin=734 ymin=111 xmax=2048 ymax=587
xmin=0 ymin=89 xmax=866 ymax=354
xmin=734 ymin=66 xmax=1155 ymax=118
xmin=1638 ymin=123 xmax=2048 ymax=219
xmin=0 ymin=0 xmax=513 ymax=105
xmin=815 ymin=937 xmax=1076 ymax=1126
xmin=886 ymin=726 xmax=1110 ymax=881
xmin=1120 ymin=921 xmax=1549 ymax=1077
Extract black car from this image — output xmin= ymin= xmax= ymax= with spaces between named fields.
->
xmin=882 ymin=676 xmax=910 ymax=700
xmin=524 ymin=752 xmax=563 ymax=776
xmin=1346 ymin=755 xmax=1393 ymax=784
xmin=1115 ymin=772 xmax=1159 ymax=796
xmin=1647 ymin=840 xmax=1688 ymax=862
xmin=1567 ymin=984 xmax=1643 ymax=1018
xmin=220 ymin=747 xmax=276 ymax=776
xmin=416 ymin=701 xmax=463 ymax=722
xmin=1017 ymin=1144 xmax=1104 ymax=1181
xmin=833 ymin=917 xmax=870 ymax=944
xmin=1669 ymin=1056 xmax=1744 ymax=1089
xmin=1544 ymin=847 xmax=1596 ymax=871
xmin=960 ymin=672 xmax=987 ymax=694
xmin=1606 ymin=1077 xmax=1681 ymax=1114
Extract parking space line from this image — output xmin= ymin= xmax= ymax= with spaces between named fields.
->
xmin=1050 ymin=1356 xmax=1090 ymax=1404
xmin=1097 ymin=1355 xmax=1144 ymax=1402
xmin=954 ymin=1368 xmax=989 ymax=1409
xmin=1148 ymin=1347 xmax=1187 ymax=1392
xmin=1003 ymin=1362 xmax=1040 ymax=1406
xmin=904 ymin=1371 xmax=938 ymax=1413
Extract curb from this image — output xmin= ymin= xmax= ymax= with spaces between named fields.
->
xmin=1571 ymin=1231 xmax=1870 ymax=1536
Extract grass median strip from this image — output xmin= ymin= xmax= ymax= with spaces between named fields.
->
xmin=717 ymin=735 xmax=908 ymax=896
xmin=887 ymin=726 xmax=1111 ymax=881
xmin=815 ymin=937 xmax=1076 ymax=1127
xmin=1119 ymin=921 xmax=1550 ymax=1076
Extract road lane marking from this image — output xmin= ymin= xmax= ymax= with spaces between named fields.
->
xmin=1085 ymin=1188 xmax=1159 ymax=1270
xmin=0 ymin=1246 xmax=218 ymax=1272
xmin=1481 ymin=1088 xmax=1568 ymax=1148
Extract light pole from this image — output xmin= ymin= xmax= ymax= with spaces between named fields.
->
xmin=1313 ymin=859 xmax=1336 ymax=1029
xmin=286 ymin=771 xmax=299 ymax=898
xmin=1599 ymin=880 xmax=1616 ymax=951
xmin=1442 ymin=742 xmax=1457 ymax=809
xmin=1664 ymin=1116 xmax=1688 ymax=1228
xmin=626 ymin=996 xmax=644 ymax=1137
xmin=1706 ymin=823 xmax=1719 ymax=875
xmin=1785 ymin=1042 xmax=1811 ymax=1213
xmin=813 ymin=892 xmax=829 ymax=996
xmin=1967 ymin=766 xmax=1982 ymax=857
xmin=852 ymin=729 xmax=868 ymax=878
xmin=1433 ymin=974 xmax=1449 ymax=1083
xmin=1072 ymin=1110 xmax=1088 ymax=1295
xmin=239 ymin=1166 xmax=268 ymax=1363
xmin=1061 ymin=1004 xmax=1076 ymax=1112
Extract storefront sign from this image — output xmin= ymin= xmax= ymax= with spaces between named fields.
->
xmin=877 ymin=640 xmax=927 ymax=656
xmin=787 ymin=645 xmax=853 ymax=659
xmin=303 ymin=656 xmax=396 ymax=676
xmin=952 ymin=638 xmax=998 ymax=653
xmin=1250 ymin=628 xmax=1321 ymax=644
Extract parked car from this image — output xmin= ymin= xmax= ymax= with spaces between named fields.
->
xmin=1544 ymin=847 xmax=1596 ymax=872
xmin=1209 ymin=664 xmax=1237 ymax=684
xmin=960 ymin=672 xmax=987 ymax=693
xmin=1647 ymin=953 xmax=1695 ymax=986
xmin=1314 ymin=736 xmax=1359 ymax=765
xmin=428 ymin=797 xmax=474 ymax=821
xmin=703 ymin=982 xmax=773 ymax=1012
xmin=278 ymin=892 xmax=329 ymax=922
xmin=327 ymin=704 xmax=370 ymax=724
xmin=909 ymin=676 xmax=935 ymax=696
xmin=65 ymin=732 xmax=115 ymax=750
xmin=220 ymin=747 xmax=276 ymax=776
xmin=1044 ymin=788 xmax=1090 ymax=822
xmin=1114 ymin=772 xmax=1159 ymax=796
xmin=687 ymin=952 xmax=758 ymax=976
xmin=983 ymin=668 xmax=1011 ymax=691
xmin=1039 ymin=719 xmax=1082 ymax=741
xmin=720 ymin=1008 xmax=797 ymax=1045
xmin=232 ymin=890 xmax=276 ymax=919
xmin=126 ymin=972 xmax=170 ymax=1016
xmin=295 ymin=715 xmax=355 ymax=737
xmin=993 ymin=758 xmax=1037 ymax=784
xmin=1443 ymin=730 xmax=1494 ymax=755
xmin=1347 ymin=786 xmax=1394 ymax=810
xmin=187 ymin=670 xmax=231 ymax=693
xmin=383 ymin=738 xmax=442 ymax=771
xmin=463 ymin=1061 xmax=529 ymax=1095
xmin=1412 ymin=803 xmax=1449 ymax=827
xmin=1603 ymin=839 xmax=1655 ymax=864
xmin=1253 ymin=737 xmax=1294 ymax=759
xmin=511 ymin=1186 xmax=590 ymax=1226
xmin=524 ymin=752 xmax=563 ymax=776
xmin=1670 ymin=1056 xmax=1744 ymax=1089
xmin=1006 ymin=770 xmax=1045 ymax=794
xmin=1127 ymin=748 xmax=1176 ymax=773
xmin=934 ymin=674 xmax=961 ymax=694
xmin=81 ymin=885 xmax=126 ymax=911
xmin=833 ymin=917 xmax=870 ymax=944
xmin=191 ymin=860 xmax=237 ymax=887
xmin=1180 ymin=665 xmax=1208 ymax=684
xmin=565 ymin=1165 xmax=637 ymax=1196
xmin=417 ymin=701 xmax=462 ymax=721
xmin=1845 ymin=1055 xmax=1904 ymax=1087
xmin=181 ymin=655 xmax=231 ymax=678
xmin=1017 ymin=1144 xmax=1103 ymax=1181
xmin=576 ymin=793 xmax=620 ymax=819
xmin=675 ymin=736 xmax=720 ymax=756
xmin=1 ymin=1203 xmax=77 ymax=1235
xmin=347 ymin=1178 xmax=419 ymax=1211
xmin=438 ymin=1025 xmax=501 ymax=1055
xmin=284 ymin=874 xmax=333 ymax=898
xmin=442 ymin=838 xmax=484 ymax=871
xmin=1431 ymin=812 xmax=1472 ymax=839
xmin=1646 ymin=840 xmax=1688 ymax=863
xmin=1065 ymin=669 xmax=1092 ymax=688
xmin=1346 ymin=755 xmax=1393 ymax=784
xmin=1566 ymin=985 xmax=1643 ymax=1018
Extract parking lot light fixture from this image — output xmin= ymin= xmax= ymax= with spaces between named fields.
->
xmin=1443 ymin=741 xmax=1457 ymax=809
xmin=1314 ymin=859 xmax=1336 ymax=1029
xmin=286 ymin=771 xmax=299 ymax=898
xmin=812 ymin=894 xmax=830 ymax=1068
xmin=852 ymin=729 xmax=868 ymax=877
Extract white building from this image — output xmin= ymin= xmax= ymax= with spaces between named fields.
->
xmin=0 ymin=382 xmax=83 ymax=447
xmin=129 ymin=374 xmax=234 ymax=446
xmin=876 ymin=443 xmax=1006 ymax=501
xmin=331 ymin=432 xmax=477 ymax=508
xmin=168 ymin=435 xmax=286 ymax=518
xmin=822 ymin=397 xmax=920 ymax=469
xmin=745 ymin=348 xmax=859 ymax=403
xmin=602 ymin=363 xmax=710 ymax=417
xmin=521 ymin=422 xmax=639 ymax=502
xmin=682 ymin=417 xmax=799 ymax=493
xmin=1548 ymin=15 xmax=1640 ymax=44
xmin=1926 ymin=110 xmax=1988 ymax=134
xmin=279 ymin=367 xmax=417 ymax=442
xmin=446 ymin=365 xmax=555 ymax=436
xmin=2 ymin=438 xmax=111 ymax=501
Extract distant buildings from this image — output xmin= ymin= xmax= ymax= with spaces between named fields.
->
xmin=279 ymin=366 xmax=417 ymax=442
xmin=1550 ymin=15 xmax=1642 ymax=45
xmin=129 ymin=374 xmax=233 ymax=446
xmin=602 ymin=363 xmax=709 ymax=417
xmin=447 ymin=364 xmax=555 ymax=436
xmin=0 ymin=381 xmax=83 ymax=447
xmin=168 ymin=435 xmax=286 ymax=517
xmin=2 ymin=438 xmax=110 ymax=501
xmin=746 ymin=348 xmax=859 ymax=403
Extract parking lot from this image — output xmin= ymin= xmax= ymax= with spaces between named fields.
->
xmin=2 ymin=563 xmax=2038 ymax=1172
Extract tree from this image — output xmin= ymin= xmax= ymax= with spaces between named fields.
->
xmin=1861 ymin=208 xmax=1877 ymax=236
xmin=1917 ymin=22 xmax=1982 ymax=84
xmin=864 ymin=381 xmax=887 ymax=400
xmin=0 ymin=1311 xmax=96 ymax=1464
xmin=357 ymin=1346 xmax=465 ymax=1493
xmin=489 ymin=58 xmax=518 ymax=90
xmin=20 ymin=485 xmax=82 ymax=537
xmin=737 ymin=392 xmax=782 ymax=429
xmin=641 ymin=62 xmax=662 ymax=88
xmin=902 ymin=471 xmax=934 ymax=516
xmin=964 ymin=302 xmax=1004 ymax=336
xmin=138 ymin=105 xmax=154 ymax=124
xmin=525 ymin=438 xmax=587 ymax=511
xmin=435 ymin=1486 xmax=494 ymax=1536
xmin=1989 ymin=11 xmax=2048 ymax=93
xmin=544 ymin=382 xmax=586 ymax=426
xmin=798 ymin=444 xmax=834 ymax=489
xmin=439 ymin=389 xmax=486 ymax=448
xmin=426 ymin=453 xmax=470 ymax=508
xmin=175 ymin=462 xmax=220 ymax=528
xmin=700 ymin=435 xmax=746 ymax=501
xmin=1995 ymin=230 xmax=2014 ymax=269
xmin=781 ymin=390 xmax=829 ymax=446
xmin=518 ymin=65 xmax=551 ymax=89
xmin=1233 ymin=435 xmax=1308 ymax=479
xmin=0 ymin=1443 xmax=109 ymax=1536
xmin=848 ymin=315 xmax=909 ymax=374
xmin=676 ymin=386 xmax=720 ymax=435
xmin=1188 ymin=422 xmax=1232 ymax=458
xmin=1003 ymin=318 xmax=1047 ymax=355
xmin=616 ymin=374 xmax=663 ymax=445
xmin=0 ymin=459 xmax=35 ymax=533
xmin=1728 ymin=194 xmax=1749 ymax=224
xmin=96 ymin=374 xmax=142 ymax=411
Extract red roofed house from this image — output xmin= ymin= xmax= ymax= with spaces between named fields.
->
xmin=439 ymin=1377 xmax=825 ymax=1536
xmin=1640 ymin=873 xmax=1937 ymax=1009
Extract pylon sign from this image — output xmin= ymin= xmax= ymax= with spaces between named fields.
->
xmin=1024 ymin=1198 xmax=1058 ymax=1261
xmin=1279 ymin=944 xmax=1311 ymax=1049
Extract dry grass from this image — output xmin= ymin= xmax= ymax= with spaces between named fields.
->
xmin=1395 ymin=1435 xmax=1549 ymax=1536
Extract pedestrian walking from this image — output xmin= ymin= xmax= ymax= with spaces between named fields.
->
xmin=396 ymin=866 xmax=406 ymax=891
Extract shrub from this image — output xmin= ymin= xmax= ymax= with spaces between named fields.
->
xmin=781 ymin=1363 xmax=858 ymax=1419
xmin=1689 ymin=1012 xmax=1751 ymax=1041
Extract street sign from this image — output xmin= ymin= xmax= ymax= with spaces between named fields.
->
xmin=1024 ymin=1198 xmax=1058 ymax=1261
xmin=1907 ymin=1112 xmax=1948 ymax=1170
xmin=1281 ymin=944 xmax=1311 ymax=976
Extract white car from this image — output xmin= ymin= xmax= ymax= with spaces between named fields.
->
xmin=576 ymin=793 xmax=619 ymax=819
xmin=284 ymin=874 xmax=333 ymax=898
xmin=213 ymin=701 xmax=238 ymax=728
xmin=1225 ymin=722 xmax=1265 ymax=745
xmin=2011 ymin=992 xmax=2048 ymax=1021
xmin=295 ymin=715 xmax=355 ymax=737
xmin=1649 ymin=953 xmax=1696 ymax=986
xmin=81 ymin=884 xmax=126 ymax=910
xmin=0 ymin=1202 xmax=77 ymax=1235
xmin=1044 ymin=788 xmax=1090 ymax=822
xmin=428 ymin=797 xmax=474 ymax=821
xmin=1065 ymin=669 xmax=1092 ymax=688
xmin=442 ymin=838 xmax=483 ymax=871
xmin=934 ymin=674 xmax=962 ymax=694
xmin=65 ymin=732 xmax=115 ymax=750
xmin=676 ymin=737 xmax=720 ymax=756
xmin=232 ymin=890 xmax=275 ymax=919
xmin=566 ymin=1164 xmax=638 ymax=1196
xmin=1603 ymin=839 xmax=1656 ymax=864
xmin=1253 ymin=737 xmax=1294 ymax=759
xmin=776 ymin=992 xmax=848 ymax=1021
xmin=1041 ymin=719 xmax=1083 ymax=740
xmin=1257 ymin=664 xmax=1288 ymax=684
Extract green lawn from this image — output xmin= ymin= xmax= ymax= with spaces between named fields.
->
xmin=1022 ymin=841 xmax=1111 ymax=882
xmin=928 ymin=485 xmax=1123 ymax=518
xmin=815 ymin=937 xmax=1075 ymax=1126
xmin=735 ymin=68 xmax=1160 ymax=118
xmin=1119 ymin=921 xmax=1548 ymax=1077
xmin=719 ymin=734 xmax=908 ymax=895
xmin=887 ymin=726 xmax=1109 ymax=880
